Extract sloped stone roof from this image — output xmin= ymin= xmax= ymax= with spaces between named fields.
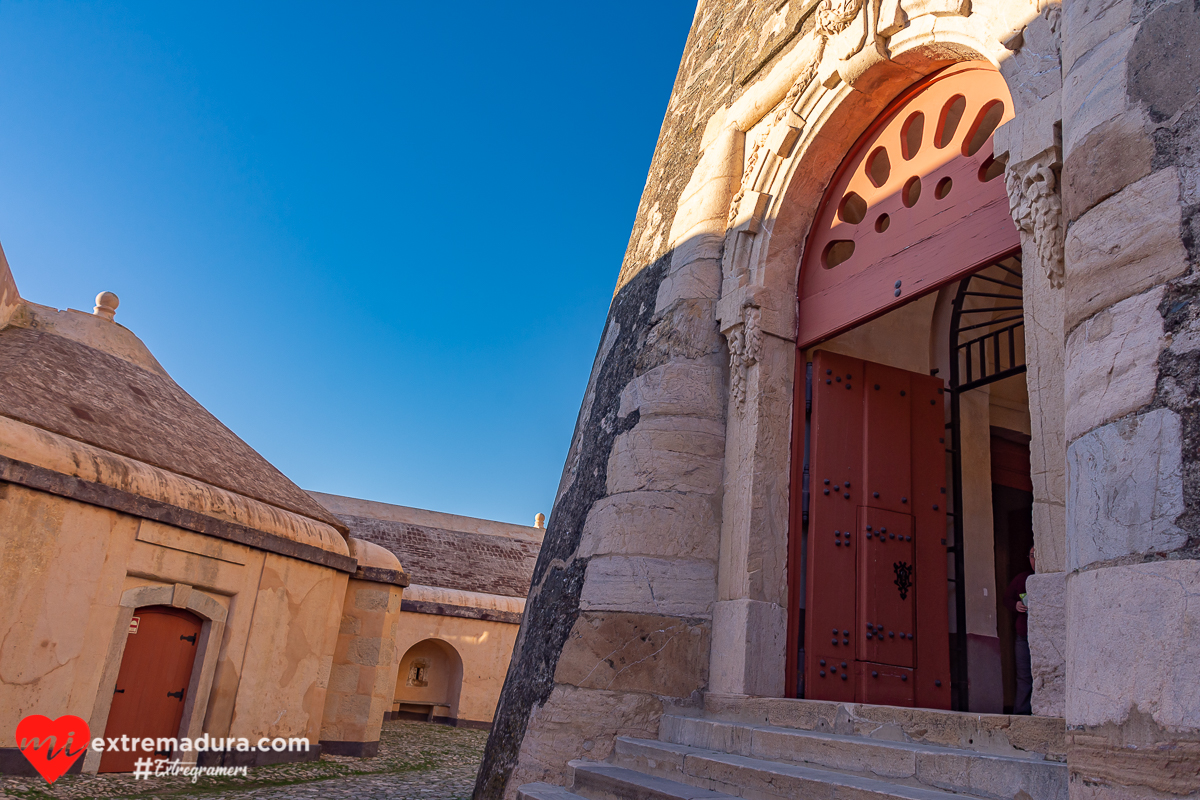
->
xmin=0 ymin=324 xmax=345 ymax=532
xmin=312 ymin=493 xmax=541 ymax=598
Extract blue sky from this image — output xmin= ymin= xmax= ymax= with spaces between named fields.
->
xmin=0 ymin=1 xmax=696 ymax=525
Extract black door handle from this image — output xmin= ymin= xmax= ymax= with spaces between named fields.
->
xmin=180 ymin=634 xmax=196 ymax=644
xmin=167 ymin=690 xmax=184 ymax=700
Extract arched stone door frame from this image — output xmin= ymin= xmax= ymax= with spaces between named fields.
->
xmin=705 ymin=5 xmax=1066 ymax=709
xmin=82 ymin=584 xmax=228 ymax=773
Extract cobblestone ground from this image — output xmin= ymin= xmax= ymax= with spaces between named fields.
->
xmin=0 ymin=721 xmax=487 ymax=800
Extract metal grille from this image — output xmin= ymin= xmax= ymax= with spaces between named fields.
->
xmin=945 ymin=253 xmax=1025 ymax=711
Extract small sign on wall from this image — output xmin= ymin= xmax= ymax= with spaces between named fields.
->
xmin=128 ymin=616 xmax=140 ymax=635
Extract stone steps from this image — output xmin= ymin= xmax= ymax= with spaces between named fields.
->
xmin=517 ymin=783 xmax=589 ymax=800
xmin=651 ymin=714 xmax=1066 ymax=800
xmin=700 ymin=694 xmax=1067 ymax=762
xmin=608 ymin=739 xmax=986 ymax=800
xmin=515 ymin=696 xmax=1069 ymax=800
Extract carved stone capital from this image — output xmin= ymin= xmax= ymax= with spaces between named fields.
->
xmin=1005 ymin=147 xmax=1065 ymax=289
xmin=724 ymin=301 xmax=763 ymax=409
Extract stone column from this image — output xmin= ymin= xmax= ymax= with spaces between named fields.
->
xmin=1057 ymin=0 xmax=1200 ymax=795
xmin=319 ymin=538 xmax=408 ymax=757
xmin=995 ymin=4 xmax=1069 ymax=719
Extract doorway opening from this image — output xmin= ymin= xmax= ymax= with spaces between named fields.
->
xmin=99 ymin=606 xmax=202 ymax=773
xmin=786 ymin=61 xmax=1030 ymax=712
xmin=946 ymin=257 xmax=1031 ymax=711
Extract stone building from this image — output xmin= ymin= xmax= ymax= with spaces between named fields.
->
xmin=479 ymin=1 xmax=1200 ymax=799
xmin=311 ymin=493 xmax=544 ymax=730
xmin=0 ymin=248 xmax=409 ymax=772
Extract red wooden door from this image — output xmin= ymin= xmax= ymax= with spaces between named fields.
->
xmin=100 ymin=607 xmax=202 ymax=772
xmin=803 ymin=351 xmax=951 ymax=708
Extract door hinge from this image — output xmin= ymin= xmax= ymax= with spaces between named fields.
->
xmin=167 ymin=689 xmax=184 ymax=701
xmin=180 ymin=634 xmax=197 ymax=644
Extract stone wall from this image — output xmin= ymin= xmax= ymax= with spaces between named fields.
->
xmin=478 ymin=0 xmax=1200 ymax=797
xmin=1056 ymin=0 xmax=1200 ymax=795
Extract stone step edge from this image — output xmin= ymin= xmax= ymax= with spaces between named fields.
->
xmin=517 ymin=782 xmax=588 ymax=800
xmin=611 ymin=737 xmax=991 ymax=800
xmin=569 ymin=760 xmax=739 ymax=800
xmin=659 ymin=713 xmax=1063 ymax=766
xmin=699 ymin=694 xmax=1067 ymax=759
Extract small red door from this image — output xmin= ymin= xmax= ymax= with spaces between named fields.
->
xmin=99 ymin=607 xmax=202 ymax=772
xmin=803 ymin=351 xmax=951 ymax=708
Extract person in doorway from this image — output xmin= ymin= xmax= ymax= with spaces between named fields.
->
xmin=1003 ymin=545 xmax=1035 ymax=715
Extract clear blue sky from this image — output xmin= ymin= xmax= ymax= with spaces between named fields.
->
xmin=0 ymin=1 xmax=695 ymax=526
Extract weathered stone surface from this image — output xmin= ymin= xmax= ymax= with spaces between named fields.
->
xmin=1064 ymin=285 xmax=1166 ymax=441
xmin=504 ymin=685 xmax=662 ymax=792
xmin=1062 ymin=110 xmax=1154 ymax=222
xmin=1026 ymin=571 xmax=1066 ymax=718
xmin=1067 ymin=561 xmax=1200 ymax=729
xmin=554 ymin=611 xmax=709 ymax=695
xmin=606 ymin=421 xmax=725 ymax=495
xmin=578 ymin=556 xmax=716 ymax=618
xmin=1066 ymin=409 xmax=1186 ymax=571
xmin=578 ymin=491 xmax=721 ymax=561
xmin=1068 ymin=706 xmax=1200 ymax=797
xmin=1022 ymin=243 xmax=1068 ymax=573
xmin=618 ymin=360 xmax=726 ymax=420
xmin=1062 ymin=24 xmax=1136 ymax=157
xmin=1000 ymin=5 xmax=1063 ymax=113
xmin=701 ymin=694 xmax=1068 ymax=761
xmin=707 ymin=599 xmax=785 ymax=697
xmin=1127 ymin=0 xmax=1200 ymax=123
xmin=1061 ymin=0 xmax=1131 ymax=75
xmin=1064 ymin=168 xmax=1187 ymax=329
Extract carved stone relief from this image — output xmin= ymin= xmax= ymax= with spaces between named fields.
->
xmin=726 ymin=302 xmax=763 ymax=408
xmin=1005 ymin=149 xmax=1066 ymax=288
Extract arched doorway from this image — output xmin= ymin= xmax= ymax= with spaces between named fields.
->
xmin=393 ymin=639 xmax=463 ymax=725
xmin=788 ymin=62 xmax=1027 ymax=712
xmin=99 ymin=606 xmax=202 ymax=772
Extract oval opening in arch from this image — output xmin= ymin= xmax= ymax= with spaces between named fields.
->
xmin=823 ymin=240 xmax=856 ymax=269
xmin=839 ymin=192 xmax=868 ymax=224
xmin=964 ymin=100 xmax=1005 ymax=157
xmin=866 ymin=147 xmax=891 ymax=187
xmin=978 ymin=155 xmax=1004 ymax=182
xmin=903 ymin=176 xmax=922 ymax=208
xmin=935 ymin=176 xmax=953 ymax=200
xmin=936 ymin=95 xmax=966 ymax=148
xmin=901 ymin=111 xmax=924 ymax=160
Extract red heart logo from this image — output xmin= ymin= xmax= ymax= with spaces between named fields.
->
xmin=16 ymin=715 xmax=90 ymax=784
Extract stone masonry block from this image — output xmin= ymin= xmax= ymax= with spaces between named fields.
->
xmin=1062 ymin=24 xmax=1136 ymax=158
xmin=708 ymin=599 xmax=786 ymax=697
xmin=618 ymin=360 xmax=725 ymax=420
xmin=1066 ymin=408 xmax=1186 ymax=571
xmin=606 ymin=424 xmax=724 ymax=495
xmin=1065 ymin=285 xmax=1166 ymax=441
xmin=1000 ymin=9 xmax=1064 ymax=114
xmin=327 ymin=662 xmax=360 ymax=695
xmin=354 ymin=586 xmax=391 ymax=612
xmin=1062 ymin=110 xmax=1153 ymax=223
xmin=1026 ymin=571 xmax=1066 ymax=718
xmin=579 ymin=490 xmax=721 ymax=561
xmin=1067 ymin=561 xmax=1200 ymax=728
xmin=578 ymin=556 xmax=716 ymax=618
xmin=1064 ymin=168 xmax=1186 ymax=330
xmin=1062 ymin=0 xmax=1133 ymax=75
xmin=554 ymin=611 xmax=709 ymax=696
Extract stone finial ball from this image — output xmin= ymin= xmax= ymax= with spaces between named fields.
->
xmin=93 ymin=291 xmax=120 ymax=321
xmin=535 ymin=513 xmax=546 ymax=529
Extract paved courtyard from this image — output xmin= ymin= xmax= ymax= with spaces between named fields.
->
xmin=0 ymin=721 xmax=487 ymax=800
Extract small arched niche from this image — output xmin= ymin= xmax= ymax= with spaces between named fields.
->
xmin=393 ymin=638 xmax=464 ymax=724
